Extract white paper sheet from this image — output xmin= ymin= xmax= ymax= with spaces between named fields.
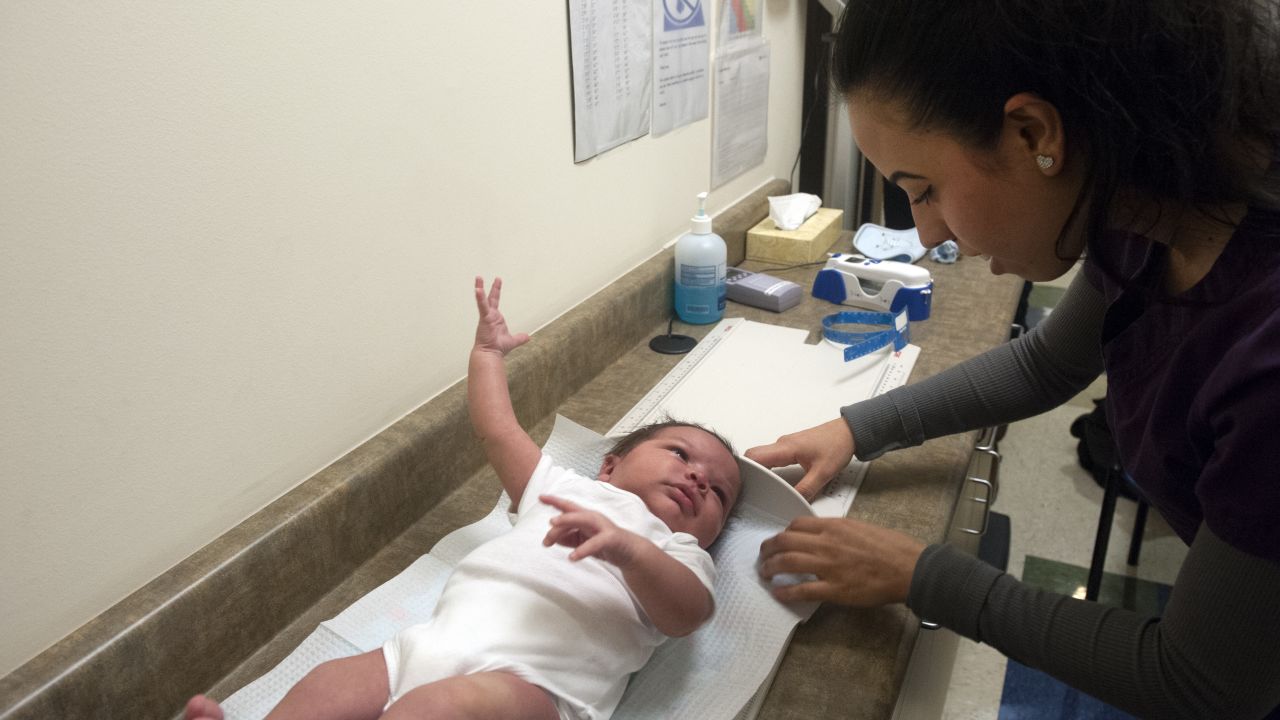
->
xmin=569 ymin=0 xmax=653 ymax=161
xmin=711 ymin=41 xmax=769 ymax=188
xmin=219 ymin=416 xmax=813 ymax=720
xmin=613 ymin=507 xmax=810 ymax=718
xmin=652 ymin=0 xmax=711 ymax=136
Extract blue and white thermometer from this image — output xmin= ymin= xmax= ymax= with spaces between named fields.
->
xmin=811 ymin=254 xmax=933 ymax=321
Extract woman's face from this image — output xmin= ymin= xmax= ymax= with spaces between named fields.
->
xmin=847 ymin=96 xmax=1086 ymax=281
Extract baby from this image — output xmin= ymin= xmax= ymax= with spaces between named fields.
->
xmin=186 ymin=276 xmax=742 ymax=720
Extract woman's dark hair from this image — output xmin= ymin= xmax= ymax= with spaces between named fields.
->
xmin=607 ymin=420 xmax=736 ymax=459
xmin=831 ymin=0 xmax=1280 ymax=250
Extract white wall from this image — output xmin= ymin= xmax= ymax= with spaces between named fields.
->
xmin=0 ymin=1 xmax=806 ymax=676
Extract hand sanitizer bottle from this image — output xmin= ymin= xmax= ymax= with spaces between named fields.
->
xmin=674 ymin=192 xmax=726 ymax=324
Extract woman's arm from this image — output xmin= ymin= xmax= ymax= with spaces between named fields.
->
xmin=910 ymin=525 xmax=1280 ymax=718
xmin=747 ymin=272 xmax=1107 ymax=499
xmin=848 ymin=270 xmax=1107 ymax=459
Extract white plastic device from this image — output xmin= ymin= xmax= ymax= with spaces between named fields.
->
xmin=811 ymin=253 xmax=934 ymax=320
xmin=852 ymin=223 xmax=928 ymax=263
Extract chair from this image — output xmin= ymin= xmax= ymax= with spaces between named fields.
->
xmin=1086 ymin=463 xmax=1150 ymax=601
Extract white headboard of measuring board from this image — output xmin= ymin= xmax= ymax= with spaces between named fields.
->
xmin=609 ymin=317 xmax=918 ymax=519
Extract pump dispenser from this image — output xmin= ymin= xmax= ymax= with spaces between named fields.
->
xmin=674 ymin=192 xmax=727 ymax=324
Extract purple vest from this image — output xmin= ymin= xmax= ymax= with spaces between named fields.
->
xmin=1085 ymin=205 xmax=1280 ymax=562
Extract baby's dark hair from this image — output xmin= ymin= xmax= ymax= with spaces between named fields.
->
xmin=831 ymin=0 xmax=1280 ymax=251
xmin=607 ymin=420 xmax=736 ymax=459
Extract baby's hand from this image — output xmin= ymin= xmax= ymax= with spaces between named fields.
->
xmin=473 ymin=276 xmax=530 ymax=356
xmin=540 ymin=495 xmax=646 ymax=568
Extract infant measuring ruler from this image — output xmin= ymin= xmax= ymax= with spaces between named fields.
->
xmin=610 ymin=316 xmax=920 ymax=519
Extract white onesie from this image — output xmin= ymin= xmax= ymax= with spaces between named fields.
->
xmin=382 ymin=453 xmax=716 ymax=719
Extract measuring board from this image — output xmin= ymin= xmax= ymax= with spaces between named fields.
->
xmin=609 ymin=317 xmax=919 ymax=519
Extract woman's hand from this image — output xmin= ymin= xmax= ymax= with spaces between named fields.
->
xmin=473 ymin=276 xmax=530 ymax=356
xmin=758 ymin=516 xmax=926 ymax=606
xmin=744 ymin=418 xmax=857 ymax=500
xmin=540 ymin=495 xmax=646 ymax=568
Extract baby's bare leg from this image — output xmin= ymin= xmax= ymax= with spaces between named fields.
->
xmin=381 ymin=671 xmax=560 ymax=720
xmin=262 ymin=649 xmax=390 ymax=720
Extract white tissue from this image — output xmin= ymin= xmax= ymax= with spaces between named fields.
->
xmin=767 ymin=193 xmax=822 ymax=231
xmin=219 ymin=415 xmax=815 ymax=720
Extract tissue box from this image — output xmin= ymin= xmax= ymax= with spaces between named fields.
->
xmin=746 ymin=208 xmax=845 ymax=264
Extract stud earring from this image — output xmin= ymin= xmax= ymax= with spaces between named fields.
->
xmin=1036 ymin=154 xmax=1055 ymax=170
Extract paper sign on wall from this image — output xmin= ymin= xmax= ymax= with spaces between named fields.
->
xmin=569 ymin=0 xmax=653 ymax=161
xmin=711 ymin=41 xmax=769 ymax=188
xmin=652 ymin=0 xmax=711 ymax=136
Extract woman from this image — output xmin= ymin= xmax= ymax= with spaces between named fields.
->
xmin=747 ymin=1 xmax=1280 ymax=717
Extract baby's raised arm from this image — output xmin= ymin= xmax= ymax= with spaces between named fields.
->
xmin=468 ymin=277 xmax=541 ymax=505
xmin=541 ymin=495 xmax=714 ymax=637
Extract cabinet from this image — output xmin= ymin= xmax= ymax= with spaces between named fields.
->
xmin=890 ymin=425 xmax=1004 ymax=719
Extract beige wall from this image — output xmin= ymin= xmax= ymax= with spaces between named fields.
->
xmin=0 ymin=1 xmax=807 ymax=676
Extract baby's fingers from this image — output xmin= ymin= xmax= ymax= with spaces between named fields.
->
xmin=540 ymin=495 xmax=585 ymax=514
xmin=568 ymin=533 xmax=610 ymax=562
xmin=474 ymin=276 xmax=490 ymax=314
xmin=487 ymin=277 xmax=504 ymax=311
xmin=542 ymin=524 xmax=586 ymax=548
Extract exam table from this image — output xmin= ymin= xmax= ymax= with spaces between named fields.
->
xmin=0 ymin=180 xmax=1021 ymax=719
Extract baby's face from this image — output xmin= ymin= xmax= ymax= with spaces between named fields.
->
xmin=597 ymin=426 xmax=742 ymax=548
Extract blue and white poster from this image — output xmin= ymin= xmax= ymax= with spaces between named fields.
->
xmin=652 ymin=0 xmax=710 ymax=136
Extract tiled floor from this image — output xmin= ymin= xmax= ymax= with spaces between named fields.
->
xmin=937 ymin=267 xmax=1189 ymax=719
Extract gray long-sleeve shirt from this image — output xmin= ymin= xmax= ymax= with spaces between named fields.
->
xmin=842 ymin=269 xmax=1280 ymax=718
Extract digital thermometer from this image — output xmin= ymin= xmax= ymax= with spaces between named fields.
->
xmin=811 ymin=254 xmax=933 ymax=320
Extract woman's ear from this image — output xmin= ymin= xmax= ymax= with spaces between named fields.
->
xmin=597 ymin=454 xmax=620 ymax=482
xmin=1002 ymin=92 xmax=1067 ymax=176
